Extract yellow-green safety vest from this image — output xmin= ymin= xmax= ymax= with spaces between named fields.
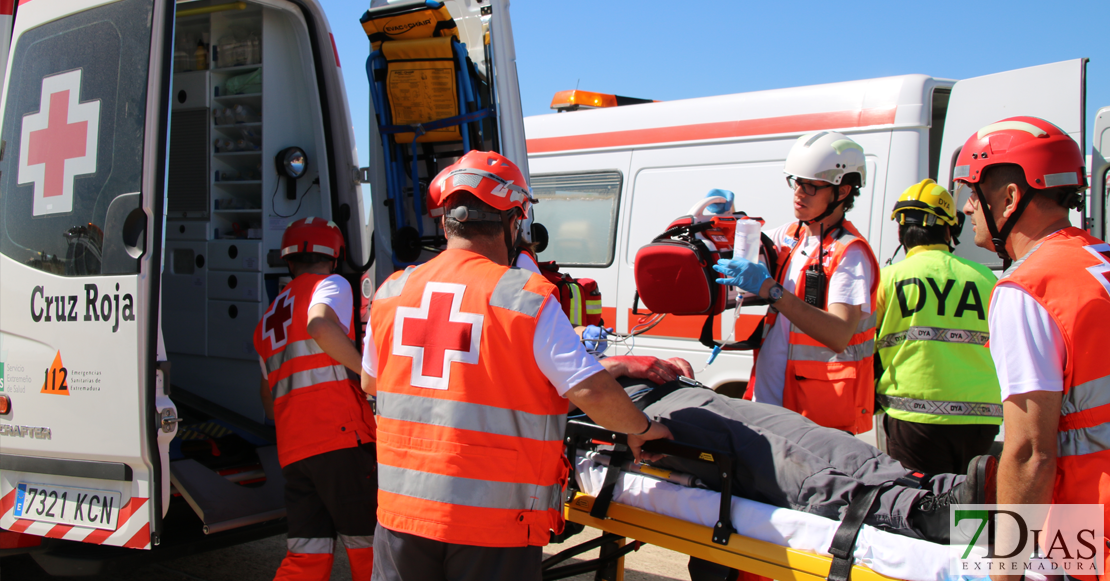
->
xmin=875 ymin=245 xmax=1002 ymax=425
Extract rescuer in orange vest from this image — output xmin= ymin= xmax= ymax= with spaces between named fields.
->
xmin=713 ymin=131 xmax=881 ymax=434
xmin=361 ymin=150 xmax=673 ymax=581
xmin=253 ymin=217 xmax=377 ymax=581
xmin=955 ymin=116 xmax=1107 ymax=581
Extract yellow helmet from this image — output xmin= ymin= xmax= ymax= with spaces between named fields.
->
xmin=890 ymin=179 xmax=959 ymax=227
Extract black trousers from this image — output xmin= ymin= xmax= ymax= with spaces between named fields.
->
xmin=371 ymin=523 xmax=542 ymax=581
xmin=282 ymin=443 xmax=378 ymax=545
xmin=883 ymin=414 xmax=999 ymax=475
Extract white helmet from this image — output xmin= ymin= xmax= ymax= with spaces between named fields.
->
xmin=783 ymin=131 xmax=866 ymax=187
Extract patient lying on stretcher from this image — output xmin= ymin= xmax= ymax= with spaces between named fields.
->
xmin=587 ymin=356 xmax=996 ymax=546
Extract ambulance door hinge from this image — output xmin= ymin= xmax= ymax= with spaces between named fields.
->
xmin=480 ymin=5 xmax=491 ymax=15
xmin=159 ymin=408 xmax=182 ymax=433
xmin=358 ymin=167 xmax=372 ymax=184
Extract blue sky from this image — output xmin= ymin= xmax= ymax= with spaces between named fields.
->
xmin=328 ymin=0 xmax=1108 ymax=172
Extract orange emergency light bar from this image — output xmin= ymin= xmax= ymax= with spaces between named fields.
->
xmin=550 ymin=90 xmax=656 ymax=112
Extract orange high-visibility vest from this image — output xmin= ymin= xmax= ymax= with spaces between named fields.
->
xmin=997 ymin=227 xmax=1110 ymax=576
xmin=747 ymin=220 xmax=880 ymax=434
xmin=370 ymin=249 xmax=569 ymax=548
xmin=253 ymin=274 xmax=376 ymax=467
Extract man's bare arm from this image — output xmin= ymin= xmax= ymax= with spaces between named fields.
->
xmin=306 ymin=303 xmax=362 ymax=374
xmin=565 ymin=370 xmax=672 ymax=462
xmin=758 ymin=279 xmax=863 ymax=353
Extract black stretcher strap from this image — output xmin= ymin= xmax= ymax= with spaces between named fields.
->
xmin=564 ymin=420 xmax=737 ymax=546
xmin=826 ymin=483 xmax=893 ymax=581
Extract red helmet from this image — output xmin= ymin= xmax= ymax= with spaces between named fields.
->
xmin=952 ymin=116 xmax=1087 ymax=191
xmin=427 ymin=150 xmax=536 ymax=218
xmin=281 ymin=216 xmax=344 ymax=259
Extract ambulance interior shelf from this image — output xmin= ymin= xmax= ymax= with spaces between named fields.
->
xmin=360 ymin=0 xmax=498 ymax=267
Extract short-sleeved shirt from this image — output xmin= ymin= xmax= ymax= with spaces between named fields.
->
xmin=988 ymin=282 xmax=1065 ymax=401
xmin=751 ymin=223 xmax=875 ymax=406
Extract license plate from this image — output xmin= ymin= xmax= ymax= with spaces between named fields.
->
xmin=13 ymin=483 xmax=122 ymax=530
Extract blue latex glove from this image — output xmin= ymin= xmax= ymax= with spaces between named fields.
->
xmin=705 ymin=189 xmax=735 ymax=215
xmin=713 ymin=257 xmax=771 ymax=295
xmin=582 ymin=325 xmax=611 ymax=356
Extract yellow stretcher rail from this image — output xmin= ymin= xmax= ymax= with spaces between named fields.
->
xmin=564 ymin=493 xmax=901 ymax=581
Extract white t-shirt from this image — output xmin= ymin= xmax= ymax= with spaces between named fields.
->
xmin=987 ymin=282 xmax=1065 ymax=401
xmin=751 ymin=223 xmax=875 ymax=406
xmin=260 ymin=274 xmax=354 ymax=379
xmin=362 ymin=279 xmax=603 ymax=396
xmin=516 ymin=252 xmax=542 ymax=275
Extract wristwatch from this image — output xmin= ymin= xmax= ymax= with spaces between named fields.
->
xmin=766 ymin=283 xmax=785 ymax=304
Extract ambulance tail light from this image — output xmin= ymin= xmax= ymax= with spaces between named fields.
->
xmin=550 ymin=90 xmax=656 ymax=112
xmin=0 ymin=395 xmax=10 ymax=414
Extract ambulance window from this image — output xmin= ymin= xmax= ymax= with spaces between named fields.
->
xmin=0 ymin=0 xmax=153 ymax=276
xmin=531 ymin=171 xmax=622 ymax=267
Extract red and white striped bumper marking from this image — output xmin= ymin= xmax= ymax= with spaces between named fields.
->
xmin=0 ymin=489 xmax=150 ymax=549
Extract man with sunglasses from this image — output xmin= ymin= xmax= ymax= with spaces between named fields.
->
xmin=714 ymin=131 xmax=880 ymax=434
xmin=954 ymin=117 xmax=1108 ymax=580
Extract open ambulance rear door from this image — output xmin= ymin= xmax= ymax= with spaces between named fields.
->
xmin=1090 ymin=106 xmax=1109 ymax=239
xmin=937 ymin=58 xmax=1088 ymax=269
xmin=0 ymin=0 xmax=174 ymax=550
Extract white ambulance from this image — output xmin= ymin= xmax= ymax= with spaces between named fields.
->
xmin=0 ymin=0 xmax=527 ymax=573
xmin=524 ymin=62 xmax=1110 ymax=399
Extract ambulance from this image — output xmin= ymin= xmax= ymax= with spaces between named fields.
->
xmin=524 ymin=63 xmax=1110 ymax=402
xmin=0 ymin=0 xmax=527 ymax=573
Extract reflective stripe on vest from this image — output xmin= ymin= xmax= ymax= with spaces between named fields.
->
xmin=378 ymin=464 xmax=562 ymax=512
xmin=877 ymin=394 xmax=1003 ymax=418
xmin=875 ymin=326 xmax=989 ymax=350
xmin=789 ymin=312 xmax=876 ymax=363
xmin=376 ymin=265 xmax=418 ymax=300
xmin=1058 ymin=375 xmax=1110 ymax=457
xmin=272 ymin=364 xmax=349 ymax=399
xmin=378 ymin=391 xmax=567 ymax=442
xmin=490 ymin=268 xmax=547 ymax=316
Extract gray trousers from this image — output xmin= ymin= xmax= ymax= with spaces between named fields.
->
xmin=637 ymin=385 xmax=963 ymax=539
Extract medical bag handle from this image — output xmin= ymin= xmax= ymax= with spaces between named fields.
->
xmin=698 ymin=231 xmax=779 ymax=351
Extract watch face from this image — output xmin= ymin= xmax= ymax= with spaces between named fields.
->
xmin=769 ymin=285 xmax=784 ymax=300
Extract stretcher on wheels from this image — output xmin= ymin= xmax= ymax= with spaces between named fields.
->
xmin=542 ymin=421 xmax=980 ymax=581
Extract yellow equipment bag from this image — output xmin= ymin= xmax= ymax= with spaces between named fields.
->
xmin=360 ymin=1 xmax=458 ymax=51
xmin=381 ymin=36 xmax=461 ymax=144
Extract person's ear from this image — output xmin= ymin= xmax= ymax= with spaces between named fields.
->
xmin=1001 ymin=183 xmax=1022 ymax=219
xmin=837 ymin=184 xmax=853 ymax=202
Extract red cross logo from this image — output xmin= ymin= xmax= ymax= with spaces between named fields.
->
xmin=393 ymin=282 xmax=484 ymax=390
xmin=18 ymin=70 xmax=101 ymax=217
xmin=262 ymin=291 xmax=296 ymax=350
xmin=1084 ymin=243 xmax=1110 ymax=297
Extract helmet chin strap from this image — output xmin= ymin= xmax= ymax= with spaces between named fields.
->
xmin=972 ymin=183 xmax=1036 ymax=271
xmin=802 ymin=185 xmax=851 ymax=226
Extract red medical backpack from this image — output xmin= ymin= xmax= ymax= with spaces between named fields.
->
xmin=537 ymin=261 xmax=603 ymax=327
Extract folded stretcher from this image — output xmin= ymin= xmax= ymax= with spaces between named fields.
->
xmin=545 ymin=421 xmax=979 ymax=581
xmin=360 ymin=0 xmax=497 ymax=266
